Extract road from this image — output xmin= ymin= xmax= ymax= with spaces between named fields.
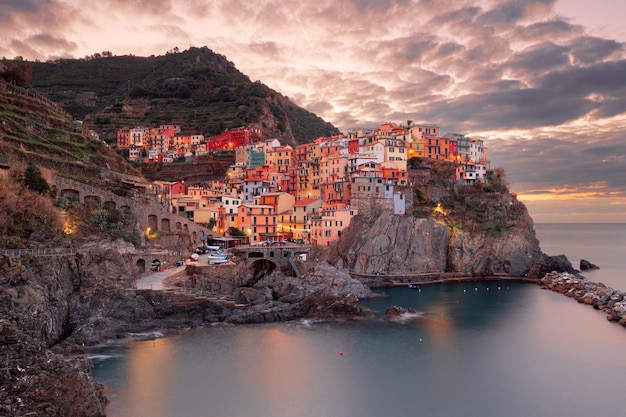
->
xmin=135 ymin=254 xmax=210 ymax=290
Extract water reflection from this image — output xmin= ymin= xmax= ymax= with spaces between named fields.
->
xmin=92 ymin=282 xmax=626 ymax=417
xmin=126 ymin=338 xmax=176 ymax=417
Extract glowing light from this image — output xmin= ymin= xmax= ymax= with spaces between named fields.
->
xmin=433 ymin=203 xmax=448 ymax=215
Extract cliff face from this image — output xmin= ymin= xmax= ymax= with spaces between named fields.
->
xmin=447 ymin=224 xmax=541 ymax=276
xmin=336 ymin=213 xmax=450 ymax=274
xmin=0 ymin=239 xmax=153 ymax=417
xmin=333 ymin=203 xmax=543 ymax=277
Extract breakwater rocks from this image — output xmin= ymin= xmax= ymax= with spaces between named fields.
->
xmin=541 ymin=272 xmax=626 ymax=326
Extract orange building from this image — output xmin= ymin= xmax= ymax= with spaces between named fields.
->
xmin=238 ymin=204 xmax=278 ymax=243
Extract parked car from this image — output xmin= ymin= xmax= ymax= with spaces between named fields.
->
xmin=174 ymin=260 xmax=185 ymax=266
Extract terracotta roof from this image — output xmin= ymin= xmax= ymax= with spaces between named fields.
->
xmin=294 ymin=198 xmax=319 ymax=206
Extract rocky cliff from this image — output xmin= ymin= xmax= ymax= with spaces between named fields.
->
xmin=0 ymin=239 xmax=158 ymax=416
xmin=331 ymin=197 xmax=561 ymax=278
xmin=0 ymin=239 xmax=374 ymax=416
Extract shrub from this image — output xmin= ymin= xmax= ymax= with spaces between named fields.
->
xmin=23 ymin=164 xmax=50 ymax=194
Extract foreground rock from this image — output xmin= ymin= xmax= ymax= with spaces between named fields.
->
xmin=383 ymin=306 xmax=424 ymax=322
xmin=541 ymin=272 xmax=626 ymax=326
xmin=160 ymin=260 xmax=375 ymax=324
xmin=0 ymin=321 xmax=107 ymax=417
xmin=580 ymin=259 xmax=600 ymax=271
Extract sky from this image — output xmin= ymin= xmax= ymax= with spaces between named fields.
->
xmin=1 ymin=0 xmax=625 ymax=223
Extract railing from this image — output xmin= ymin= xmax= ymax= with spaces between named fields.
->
xmin=0 ymin=247 xmax=76 ymax=257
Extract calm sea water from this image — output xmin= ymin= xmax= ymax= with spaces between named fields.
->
xmin=535 ymin=223 xmax=626 ymax=290
xmin=92 ymin=223 xmax=626 ymax=417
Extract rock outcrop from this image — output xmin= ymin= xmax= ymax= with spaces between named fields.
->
xmin=0 ymin=239 xmax=158 ymax=416
xmin=526 ymin=253 xmax=577 ymax=279
xmin=332 ymin=209 xmax=545 ymax=277
xmin=382 ymin=306 xmax=424 ymax=322
xmin=580 ymin=259 xmax=600 ymax=271
xmin=162 ymin=260 xmax=375 ymax=324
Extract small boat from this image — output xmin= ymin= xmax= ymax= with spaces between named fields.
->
xmin=407 ymin=284 xmax=420 ymax=289
xmin=208 ymin=255 xmax=229 ymax=264
xmin=210 ymin=252 xmax=234 ymax=260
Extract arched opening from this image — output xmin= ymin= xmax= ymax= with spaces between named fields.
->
xmin=183 ymin=224 xmax=189 ymax=234
xmin=243 ymin=258 xmax=277 ymax=287
xmin=176 ymin=222 xmax=182 ymax=231
xmin=60 ymin=188 xmax=80 ymax=203
xmin=104 ymin=200 xmax=116 ymax=210
xmin=136 ymin=258 xmax=146 ymax=273
xmin=252 ymin=258 xmax=277 ymax=271
xmin=84 ymin=195 xmax=101 ymax=209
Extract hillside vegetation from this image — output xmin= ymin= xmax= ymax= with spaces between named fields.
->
xmin=0 ymin=81 xmax=145 ymax=248
xmin=7 ymin=47 xmax=340 ymax=144
xmin=0 ymin=80 xmax=138 ymax=181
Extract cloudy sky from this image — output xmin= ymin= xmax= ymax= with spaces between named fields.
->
xmin=1 ymin=0 xmax=625 ymax=223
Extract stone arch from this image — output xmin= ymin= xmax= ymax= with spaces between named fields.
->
xmin=161 ymin=218 xmax=171 ymax=233
xmin=84 ymin=195 xmax=101 ymax=208
xmin=148 ymin=215 xmax=158 ymax=232
xmin=248 ymin=251 xmax=264 ymax=259
xmin=136 ymin=258 xmax=146 ymax=273
xmin=103 ymin=200 xmax=116 ymax=210
xmin=60 ymin=188 xmax=80 ymax=203
xmin=183 ymin=224 xmax=189 ymax=234
xmin=251 ymin=258 xmax=277 ymax=270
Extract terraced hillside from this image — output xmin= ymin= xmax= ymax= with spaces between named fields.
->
xmin=0 ymin=80 xmax=138 ymax=182
xmin=11 ymin=47 xmax=340 ymax=145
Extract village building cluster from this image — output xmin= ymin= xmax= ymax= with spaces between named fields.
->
xmin=116 ymin=122 xmax=488 ymax=246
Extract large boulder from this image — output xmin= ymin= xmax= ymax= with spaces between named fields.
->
xmin=527 ymin=254 xmax=577 ymax=279
xmin=580 ymin=259 xmax=600 ymax=271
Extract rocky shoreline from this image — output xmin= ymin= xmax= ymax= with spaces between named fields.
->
xmin=540 ymin=271 xmax=626 ymax=326
xmin=2 ymin=233 xmax=622 ymax=417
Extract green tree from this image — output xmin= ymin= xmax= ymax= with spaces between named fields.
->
xmin=23 ymin=164 xmax=50 ymax=194
xmin=228 ymin=226 xmax=246 ymax=237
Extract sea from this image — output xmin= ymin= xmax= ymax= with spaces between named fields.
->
xmin=91 ymin=223 xmax=626 ymax=417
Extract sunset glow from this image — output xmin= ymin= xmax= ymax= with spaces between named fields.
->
xmin=1 ymin=0 xmax=624 ymax=222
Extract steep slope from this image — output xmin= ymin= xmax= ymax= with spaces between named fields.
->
xmin=330 ymin=159 xmax=568 ymax=278
xmin=0 ymin=80 xmax=138 ymax=180
xmin=13 ymin=47 xmax=340 ymax=144
xmin=334 ymin=206 xmax=543 ymax=277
